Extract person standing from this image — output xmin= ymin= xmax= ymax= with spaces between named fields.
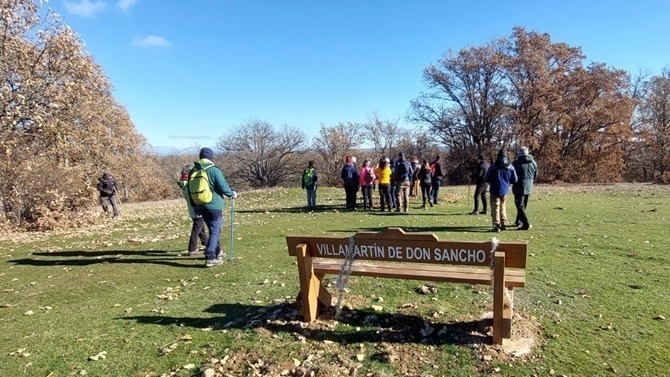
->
xmin=301 ymin=160 xmax=318 ymax=210
xmin=512 ymin=147 xmax=538 ymax=230
xmin=470 ymin=155 xmax=490 ymax=215
xmin=341 ymin=156 xmax=359 ymax=210
xmin=178 ymin=164 xmax=208 ymax=255
xmin=190 ymin=147 xmax=237 ymax=267
xmin=394 ymin=152 xmax=412 ymax=212
xmin=417 ymin=159 xmax=433 ymax=209
xmin=97 ymin=171 xmax=120 ymax=218
xmin=374 ymin=158 xmax=392 ymax=212
xmin=409 ymin=158 xmax=420 ymax=197
xmin=359 ymin=159 xmax=376 ymax=210
xmin=485 ymin=149 xmax=518 ymax=232
xmin=429 ymin=155 xmax=444 ymax=204
xmin=388 ymin=158 xmax=397 ymax=210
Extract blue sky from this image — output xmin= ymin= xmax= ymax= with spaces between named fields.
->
xmin=46 ymin=0 xmax=670 ymax=151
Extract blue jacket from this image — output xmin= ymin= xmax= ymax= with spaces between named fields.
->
xmin=485 ymin=162 xmax=518 ymax=196
xmin=341 ymin=163 xmax=359 ymax=184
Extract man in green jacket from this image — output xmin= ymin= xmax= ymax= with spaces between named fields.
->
xmin=190 ymin=147 xmax=237 ymax=267
xmin=512 ymin=147 xmax=538 ymax=230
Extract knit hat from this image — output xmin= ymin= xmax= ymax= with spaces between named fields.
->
xmin=199 ymin=147 xmax=214 ymax=160
xmin=345 ymin=156 xmax=352 ymax=164
xmin=517 ymin=146 xmax=529 ymax=156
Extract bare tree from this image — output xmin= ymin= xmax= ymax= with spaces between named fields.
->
xmin=634 ymin=68 xmax=670 ymax=182
xmin=217 ymin=119 xmax=306 ymax=188
xmin=362 ymin=113 xmax=404 ymax=157
xmin=312 ymin=122 xmax=364 ymax=186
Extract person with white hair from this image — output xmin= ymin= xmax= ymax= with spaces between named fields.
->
xmin=512 ymin=146 xmax=538 ymax=230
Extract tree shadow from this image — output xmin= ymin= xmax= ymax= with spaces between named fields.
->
xmin=235 ymin=204 xmax=344 ymax=214
xmin=10 ymin=250 xmax=204 ymax=268
xmin=329 ymin=225 xmax=493 ymax=233
xmin=122 ymin=301 xmax=491 ymax=346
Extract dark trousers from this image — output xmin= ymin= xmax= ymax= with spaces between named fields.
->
xmin=473 ymin=183 xmax=488 ymax=212
xmin=100 ymin=195 xmax=120 ymax=217
xmin=514 ymin=194 xmax=530 ymax=226
xmin=195 ymin=207 xmax=223 ymax=260
xmin=361 ymin=185 xmax=373 ymax=209
xmin=420 ymin=182 xmax=432 ymax=206
xmin=344 ymin=182 xmax=359 ymax=210
xmin=389 ymin=183 xmax=397 ymax=208
xmin=188 ymin=216 xmax=208 ymax=252
xmin=378 ymin=184 xmax=391 ymax=211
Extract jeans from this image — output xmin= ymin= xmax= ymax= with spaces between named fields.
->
xmin=389 ymin=183 xmax=397 ymax=208
xmin=188 ymin=216 xmax=208 ymax=252
xmin=196 ymin=207 xmax=223 ymax=260
xmin=306 ymin=188 xmax=316 ymax=209
xmin=430 ymin=178 xmax=442 ymax=203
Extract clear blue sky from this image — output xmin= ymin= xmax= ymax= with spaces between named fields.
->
xmin=46 ymin=0 xmax=670 ymax=151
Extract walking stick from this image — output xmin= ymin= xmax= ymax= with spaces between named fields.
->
xmin=467 ymin=178 xmax=471 ymax=211
xmin=229 ymin=198 xmax=235 ymax=262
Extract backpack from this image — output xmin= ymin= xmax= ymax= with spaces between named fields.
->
xmin=188 ymin=165 xmax=215 ymax=205
xmin=303 ymin=168 xmax=315 ymax=186
xmin=364 ymin=168 xmax=374 ymax=184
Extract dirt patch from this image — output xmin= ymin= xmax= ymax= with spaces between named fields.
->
xmin=196 ymin=299 xmax=543 ymax=376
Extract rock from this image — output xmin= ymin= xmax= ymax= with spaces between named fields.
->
xmin=202 ymin=368 xmax=215 ymax=377
xmin=371 ymin=305 xmax=384 ymax=312
xmin=356 ymin=353 xmax=365 ymax=361
xmin=653 ymin=315 xmax=665 ymax=321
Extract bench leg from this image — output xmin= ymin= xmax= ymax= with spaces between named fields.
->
xmin=296 ymin=244 xmax=319 ymax=322
xmin=493 ymin=251 xmax=505 ymax=345
xmin=502 ymin=287 xmax=514 ymax=339
xmin=315 ymin=273 xmax=333 ymax=308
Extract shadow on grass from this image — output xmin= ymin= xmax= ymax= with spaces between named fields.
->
xmin=328 ymin=225 xmax=493 ymax=233
xmin=235 ymin=204 xmax=344 ymax=214
xmin=122 ymin=301 xmax=491 ymax=346
xmin=10 ymin=249 xmax=204 ymax=268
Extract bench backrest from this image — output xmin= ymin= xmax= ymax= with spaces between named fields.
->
xmin=286 ymin=227 xmax=526 ymax=269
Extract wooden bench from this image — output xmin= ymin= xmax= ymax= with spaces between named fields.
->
xmin=286 ymin=227 xmax=527 ymax=345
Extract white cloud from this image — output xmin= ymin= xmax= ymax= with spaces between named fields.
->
xmin=133 ymin=35 xmax=170 ymax=47
xmin=63 ymin=0 xmax=107 ymax=18
xmin=117 ymin=0 xmax=139 ymax=12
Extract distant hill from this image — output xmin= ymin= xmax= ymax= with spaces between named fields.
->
xmin=146 ymin=145 xmax=200 ymax=156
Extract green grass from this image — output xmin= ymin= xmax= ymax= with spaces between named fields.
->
xmin=1 ymin=184 xmax=668 ymax=376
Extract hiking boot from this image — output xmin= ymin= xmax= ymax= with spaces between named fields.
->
xmin=478 ymin=211 xmax=487 ymax=215
xmin=500 ymin=224 xmax=507 ymax=231
xmin=469 ymin=211 xmax=478 ymax=215
xmin=518 ymin=224 xmax=531 ymax=230
xmin=489 ymin=226 xmax=500 ymax=233
xmin=205 ymin=258 xmax=223 ymax=267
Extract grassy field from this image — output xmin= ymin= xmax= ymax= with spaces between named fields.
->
xmin=1 ymin=184 xmax=668 ymax=376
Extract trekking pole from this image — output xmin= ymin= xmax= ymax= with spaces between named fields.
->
xmin=229 ymin=198 xmax=235 ymax=262
xmin=467 ymin=178 xmax=471 ymax=210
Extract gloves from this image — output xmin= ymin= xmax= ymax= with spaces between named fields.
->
xmin=231 ymin=191 xmax=238 ymax=200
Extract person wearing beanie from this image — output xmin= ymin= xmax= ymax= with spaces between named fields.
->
xmin=393 ymin=151 xmax=412 ymax=212
xmin=341 ymin=155 xmax=359 ymax=210
xmin=178 ymin=164 xmax=208 ymax=255
xmin=512 ymin=146 xmax=538 ymax=230
xmin=429 ymin=155 xmax=444 ymax=204
xmin=484 ymin=148 xmax=518 ymax=232
xmin=470 ymin=154 xmax=490 ymax=215
xmin=96 ymin=170 xmax=120 ymax=218
xmin=301 ymin=160 xmax=318 ymax=210
xmin=190 ymin=147 xmax=237 ymax=267
xmin=359 ymin=159 xmax=376 ymax=210
xmin=374 ymin=157 xmax=392 ymax=212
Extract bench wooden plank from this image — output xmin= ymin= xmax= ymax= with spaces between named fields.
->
xmin=312 ymin=259 xmax=526 ymax=287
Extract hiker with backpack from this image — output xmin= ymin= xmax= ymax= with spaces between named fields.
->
xmin=97 ymin=171 xmax=120 ymax=218
xmin=341 ymin=156 xmax=359 ymax=211
xmin=178 ymin=164 xmax=208 ymax=255
xmin=374 ymin=157 xmax=392 ymax=212
xmin=359 ymin=159 xmax=376 ymax=210
xmin=189 ymin=147 xmax=237 ymax=267
xmin=429 ymin=155 xmax=444 ymax=204
xmin=417 ymin=159 xmax=433 ymax=209
xmin=301 ymin=160 xmax=318 ymax=211
xmin=393 ymin=152 xmax=412 ymax=212
xmin=484 ymin=149 xmax=518 ymax=233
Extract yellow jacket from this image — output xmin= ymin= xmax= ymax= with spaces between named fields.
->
xmin=374 ymin=166 xmax=392 ymax=184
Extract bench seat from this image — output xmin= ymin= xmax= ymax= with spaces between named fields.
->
xmin=312 ymin=259 xmax=526 ymax=288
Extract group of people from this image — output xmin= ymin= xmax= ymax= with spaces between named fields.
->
xmin=471 ymin=147 xmax=538 ymax=232
xmin=301 ymin=146 xmax=538 ymax=232
xmin=302 ymin=152 xmax=446 ymax=213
